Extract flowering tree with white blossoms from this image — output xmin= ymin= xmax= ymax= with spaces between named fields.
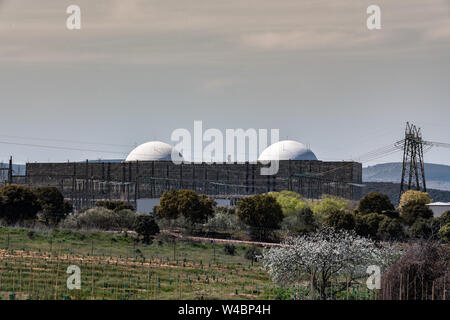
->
xmin=262 ymin=227 xmax=401 ymax=299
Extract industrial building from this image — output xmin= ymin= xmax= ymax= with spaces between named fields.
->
xmin=22 ymin=140 xmax=362 ymax=211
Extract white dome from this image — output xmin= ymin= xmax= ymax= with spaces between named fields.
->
xmin=125 ymin=141 xmax=183 ymax=162
xmin=258 ymin=140 xmax=317 ymax=161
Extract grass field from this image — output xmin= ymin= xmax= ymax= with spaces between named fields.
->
xmin=0 ymin=226 xmax=380 ymax=300
xmin=0 ymin=226 xmax=282 ymax=300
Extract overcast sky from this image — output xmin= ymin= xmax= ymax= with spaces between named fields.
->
xmin=1 ymin=0 xmax=450 ymax=166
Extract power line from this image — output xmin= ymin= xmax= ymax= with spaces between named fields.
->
xmin=0 ymin=140 xmax=127 ymax=155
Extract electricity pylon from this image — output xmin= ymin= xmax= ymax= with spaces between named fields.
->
xmin=399 ymin=122 xmax=426 ymax=200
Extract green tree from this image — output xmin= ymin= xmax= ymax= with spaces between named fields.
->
xmin=323 ymin=209 xmax=356 ymax=231
xmin=357 ymin=213 xmax=386 ymax=238
xmin=438 ymin=211 xmax=450 ymax=226
xmin=311 ymin=196 xmax=348 ymax=219
xmin=408 ymin=218 xmax=434 ymax=239
xmin=176 ymin=190 xmax=215 ymax=225
xmin=237 ymin=194 xmax=283 ymax=240
xmin=155 ymin=189 xmax=180 ymax=219
xmin=0 ymin=185 xmax=40 ymax=224
xmin=155 ymin=189 xmax=215 ymax=228
xmin=281 ymin=206 xmax=317 ymax=234
xmin=400 ymin=202 xmax=433 ymax=226
xmin=439 ymin=222 xmax=450 ymax=242
xmin=34 ymin=186 xmax=72 ymax=225
xmin=357 ymin=192 xmax=395 ymax=215
xmin=399 ymin=190 xmax=432 ymax=209
xmin=269 ymin=190 xmax=308 ymax=216
xmin=377 ymin=217 xmax=404 ymax=240
xmin=134 ymin=215 xmax=160 ymax=244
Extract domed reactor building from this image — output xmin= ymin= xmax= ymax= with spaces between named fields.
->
xmin=25 ymin=140 xmax=362 ymax=211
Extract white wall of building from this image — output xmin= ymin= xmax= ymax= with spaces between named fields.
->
xmin=426 ymin=203 xmax=450 ymax=218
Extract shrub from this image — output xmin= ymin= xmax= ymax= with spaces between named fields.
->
xmin=311 ymin=196 xmax=348 ymax=219
xmin=155 ymin=189 xmax=180 ymax=219
xmin=381 ymin=241 xmax=449 ymax=300
xmin=439 ymin=223 xmax=450 ymax=242
xmin=438 ymin=211 xmax=450 ymax=226
xmin=134 ymin=215 xmax=160 ymax=244
xmin=204 ymin=211 xmax=240 ymax=231
xmin=237 ymin=194 xmax=283 ymax=240
xmin=408 ymin=218 xmax=434 ymax=239
xmin=399 ymin=190 xmax=432 ymax=209
xmin=281 ymin=207 xmax=317 ymax=234
xmin=0 ymin=185 xmax=40 ymax=224
xmin=74 ymin=207 xmax=117 ymax=230
xmin=323 ymin=209 xmax=356 ymax=231
xmin=224 ymin=243 xmax=236 ymax=255
xmin=355 ymin=213 xmax=385 ymax=238
xmin=65 ymin=207 xmax=138 ymax=230
xmin=95 ymin=200 xmax=134 ymax=212
xmin=114 ymin=209 xmax=138 ymax=230
xmin=245 ymin=246 xmax=262 ymax=262
xmin=155 ymin=189 xmax=215 ymax=227
xmin=357 ymin=192 xmax=395 ymax=215
xmin=34 ymin=186 xmax=72 ymax=225
xmin=400 ymin=202 xmax=433 ymax=226
xmin=377 ymin=217 xmax=404 ymax=240
xmin=178 ymin=190 xmax=215 ymax=225
xmin=268 ymin=190 xmax=308 ymax=216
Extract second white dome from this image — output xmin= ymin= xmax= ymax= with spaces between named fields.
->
xmin=125 ymin=141 xmax=183 ymax=162
xmin=258 ymin=140 xmax=317 ymax=161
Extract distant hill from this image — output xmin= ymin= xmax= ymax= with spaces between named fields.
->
xmin=363 ymin=162 xmax=450 ymax=191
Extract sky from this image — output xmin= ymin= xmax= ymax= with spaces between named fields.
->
xmin=0 ymin=0 xmax=450 ymax=166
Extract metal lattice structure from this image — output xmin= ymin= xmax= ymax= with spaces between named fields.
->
xmin=399 ymin=122 xmax=427 ymax=199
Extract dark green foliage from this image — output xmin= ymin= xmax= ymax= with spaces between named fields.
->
xmin=357 ymin=192 xmax=395 ymax=215
xmin=361 ymin=182 xmax=450 ymax=207
xmin=177 ymin=190 xmax=215 ymax=224
xmin=377 ymin=217 xmax=404 ymax=240
xmin=0 ymin=185 xmax=40 ymax=224
xmin=245 ymin=246 xmax=262 ymax=262
xmin=323 ymin=209 xmax=355 ymax=231
xmin=134 ymin=215 xmax=160 ymax=244
xmin=281 ymin=206 xmax=317 ymax=234
xmin=355 ymin=213 xmax=404 ymax=240
xmin=155 ymin=189 xmax=179 ymax=219
xmin=439 ymin=222 xmax=450 ymax=242
xmin=223 ymin=243 xmax=236 ymax=255
xmin=438 ymin=211 xmax=450 ymax=226
xmin=355 ymin=213 xmax=385 ymax=238
xmin=95 ymin=200 xmax=134 ymax=212
xmin=34 ymin=187 xmax=72 ymax=225
xmin=408 ymin=218 xmax=435 ymax=239
xmin=155 ymin=189 xmax=215 ymax=226
xmin=400 ymin=203 xmax=433 ymax=226
xmin=237 ymin=194 xmax=283 ymax=240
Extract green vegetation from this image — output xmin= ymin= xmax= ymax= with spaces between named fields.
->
xmin=134 ymin=215 xmax=160 ymax=244
xmin=236 ymin=194 xmax=283 ymax=240
xmin=95 ymin=200 xmax=135 ymax=212
xmin=0 ymin=185 xmax=40 ymax=224
xmin=357 ymin=192 xmax=395 ymax=215
xmin=155 ymin=189 xmax=215 ymax=226
xmin=0 ymin=226 xmax=277 ymax=300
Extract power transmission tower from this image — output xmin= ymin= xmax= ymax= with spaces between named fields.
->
xmin=399 ymin=122 xmax=426 ymax=200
